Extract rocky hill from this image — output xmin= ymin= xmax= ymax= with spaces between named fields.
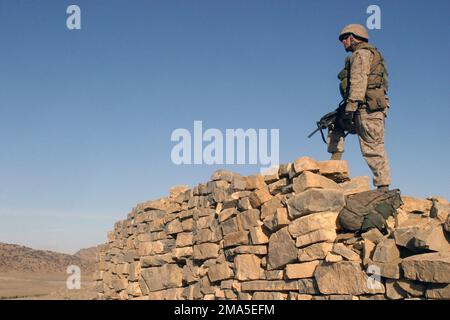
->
xmin=74 ymin=247 xmax=98 ymax=263
xmin=0 ymin=243 xmax=96 ymax=274
xmin=95 ymin=156 xmax=450 ymax=300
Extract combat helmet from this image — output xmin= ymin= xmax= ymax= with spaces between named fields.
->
xmin=339 ymin=24 xmax=369 ymax=42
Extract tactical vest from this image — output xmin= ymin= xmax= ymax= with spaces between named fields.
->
xmin=338 ymin=43 xmax=389 ymax=111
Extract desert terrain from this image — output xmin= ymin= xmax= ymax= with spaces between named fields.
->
xmin=0 ymin=243 xmax=97 ymax=300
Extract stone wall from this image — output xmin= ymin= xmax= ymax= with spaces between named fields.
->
xmin=95 ymin=156 xmax=450 ymax=300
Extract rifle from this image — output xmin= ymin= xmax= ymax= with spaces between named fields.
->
xmin=307 ymin=101 xmax=346 ymax=144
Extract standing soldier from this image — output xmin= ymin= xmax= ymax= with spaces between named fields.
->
xmin=328 ymin=24 xmax=391 ymax=192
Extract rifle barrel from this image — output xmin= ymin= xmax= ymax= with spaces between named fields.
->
xmin=307 ymin=127 xmax=320 ymax=138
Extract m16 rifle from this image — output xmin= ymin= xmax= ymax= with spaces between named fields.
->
xmin=307 ymin=101 xmax=346 ymax=144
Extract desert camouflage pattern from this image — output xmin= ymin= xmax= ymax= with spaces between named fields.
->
xmin=329 ymin=45 xmax=391 ymax=187
xmin=347 ymin=49 xmax=373 ymax=109
xmin=328 ymin=109 xmax=391 ymax=187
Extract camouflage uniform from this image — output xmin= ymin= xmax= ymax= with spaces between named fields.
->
xmin=328 ymin=44 xmax=391 ymax=187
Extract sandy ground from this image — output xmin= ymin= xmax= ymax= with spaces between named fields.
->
xmin=0 ymin=272 xmax=97 ymax=300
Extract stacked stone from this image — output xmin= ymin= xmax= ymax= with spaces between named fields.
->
xmin=95 ymin=156 xmax=450 ymax=300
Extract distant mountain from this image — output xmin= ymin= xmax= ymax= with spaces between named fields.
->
xmin=0 ymin=242 xmax=96 ymax=274
xmin=74 ymin=247 xmax=97 ymax=262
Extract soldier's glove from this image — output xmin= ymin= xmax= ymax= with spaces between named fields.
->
xmin=345 ymin=100 xmax=359 ymax=112
xmin=339 ymin=111 xmax=355 ymax=131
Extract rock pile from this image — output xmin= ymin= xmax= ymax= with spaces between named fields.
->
xmin=95 ymin=157 xmax=450 ymax=300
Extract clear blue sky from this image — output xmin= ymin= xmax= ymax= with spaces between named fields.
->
xmin=0 ymin=0 xmax=449 ymax=253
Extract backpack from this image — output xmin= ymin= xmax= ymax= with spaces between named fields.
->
xmin=338 ymin=189 xmax=403 ymax=233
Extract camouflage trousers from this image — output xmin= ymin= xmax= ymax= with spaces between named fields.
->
xmin=327 ymin=108 xmax=391 ymax=187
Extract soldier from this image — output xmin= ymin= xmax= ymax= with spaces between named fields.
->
xmin=328 ymin=24 xmax=391 ymax=192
